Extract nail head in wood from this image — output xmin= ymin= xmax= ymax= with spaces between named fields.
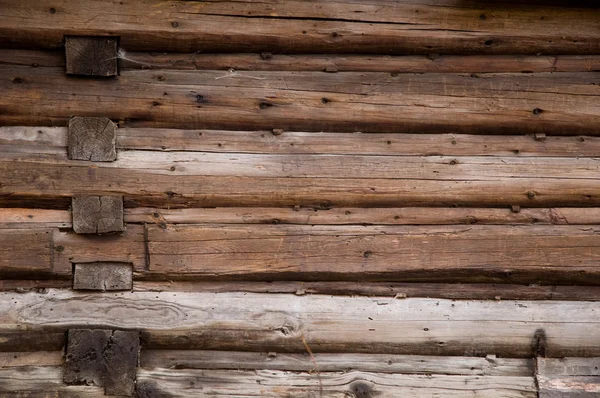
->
xmin=73 ymin=262 xmax=133 ymax=291
xmin=68 ymin=116 xmax=117 ymax=161
xmin=72 ymin=196 xmax=124 ymax=234
xmin=65 ymin=36 xmax=118 ymax=76
xmin=64 ymin=329 xmax=139 ymax=396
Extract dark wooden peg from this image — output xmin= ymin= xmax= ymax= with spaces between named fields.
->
xmin=65 ymin=36 xmax=118 ymax=76
xmin=68 ymin=116 xmax=117 ymax=161
xmin=72 ymin=196 xmax=124 ymax=234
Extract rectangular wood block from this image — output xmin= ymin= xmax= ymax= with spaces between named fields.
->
xmin=68 ymin=117 xmax=117 ymax=161
xmin=65 ymin=36 xmax=118 ymax=76
xmin=72 ymin=196 xmax=124 ymax=234
xmin=64 ymin=329 xmax=139 ymax=396
xmin=73 ymin=262 xmax=132 ymax=291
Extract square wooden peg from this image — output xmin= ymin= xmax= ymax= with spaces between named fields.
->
xmin=68 ymin=117 xmax=117 ymax=161
xmin=65 ymin=36 xmax=118 ymax=76
xmin=72 ymin=196 xmax=124 ymax=234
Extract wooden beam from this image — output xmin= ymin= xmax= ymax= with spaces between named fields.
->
xmin=537 ymin=358 xmax=600 ymax=397
xmin=64 ymin=36 xmax=118 ymax=77
xmin=0 ymin=351 xmax=63 ymax=367
xmin=71 ymin=196 xmax=124 ymax=234
xmin=72 ymin=262 xmax=132 ymax=291
xmin=0 ymin=366 xmax=105 ymax=397
xmin=2 ymin=67 xmax=600 ymax=134
xmin=2 ymin=290 xmax=599 ymax=357
xmin=1 ymin=0 xmax=599 ymax=55
xmin=67 ymin=117 xmax=116 ymax=161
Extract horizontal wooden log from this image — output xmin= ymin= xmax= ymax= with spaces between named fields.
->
xmin=0 ymin=351 xmax=63 ymax=367
xmin=0 ymin=366 xmax=105 ymax=397
xmin=3 ymin=67 xmax=600 ymax=134
xmin=2 ymin=151 xmax=600 ymax=208
xmin=133 ymin=281 xmax=600 ymax=302
xmin=3 ymin=49 xmax=600 ymax=73
xmin=1 ymin=0 xmax=599 ymax=55
xmin=537 ymin=358 xmax=600 ymax=397
xmin=141 ymin=350 xmax=533 ymax=376
xmin=2 ymin=290 xmax=600 ymax=357
xmin=0 ymin=208 xmax=70 ymax=229
xmin=5 ymin=126 xmax=600 ymax=157
xmin=136 ymin=368 xmax=537 ymax=397
xmin=0 ymin=331 xmax=66 ymax=352
xmin=146 ymin=224 xmax=600 ymax=284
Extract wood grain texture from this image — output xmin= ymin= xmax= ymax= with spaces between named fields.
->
xmin=1 ymin=0 xmax=599 ymax=55
xmin=72 ymin=196 xmax=124 ymax=234
xmin=3 ymin=66 xmax=600 ymax=135
xmin=67 ymin=117 xmax=116 ymax=161
xmin=0 ymin=208 xmax=71 ymax=229
xmin=0 ymin=366 xmax=105 ymax=397
xmin=64 ymin=36 xmax=118 ymax=77
xmin=537 ymin=358 xmax=600 ymax=397
xmin=0 ymin=351 xmax=63 ymax=367
xmin=0 ymin=228 xmax=53 ymax=276
xmin=73 ymin=262 xmax=133 ymax=291
xmin=146 ymin=224 xmax=600 ymax=284
xmin=141 ymin=350 xmax=533 ymax=376
xmin=2 ymin=150 xmax=600 ymax=208
xmin=2 ymin=290 xmax=600 ymax=357
xmin=135 ymin=368 xmax=537 ymax=397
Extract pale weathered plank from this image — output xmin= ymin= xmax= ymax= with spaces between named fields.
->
xmin=2 ymin=290 xmax=600 ymax=357
xmin=3 ymin=67 xmax=600 ymax=135
xmin=0 ymin=351 xmax=63 ymax=367
xmin=1 ymin=0 xmax=599 ymax=55
xmin=146 ymin=224 xmax=600 ymax=284
xmin=141 ymin=350 xmax=533 ymax=376
xmin=0 ymin=366 xmax=105 ymax=397
xmin=136 ymin=368 xmax=537 ymax=397
xmin=0 ymin=208 xmax=71 ymax=229
xmin=537 ymin=358 xmax=600 ymax=397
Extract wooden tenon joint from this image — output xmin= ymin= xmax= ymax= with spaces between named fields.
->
xmin=65 ymin=36 xmax=119 ymax=76
xmin=68 ymin=116 xmax=117 ymax=161
xmin=64 ymin=329 xmax=139 ymax=396
xmin=73 ymin=262 xmax=133 ymax=291
xmin=72 ymin=196 xmax=124 ymax=234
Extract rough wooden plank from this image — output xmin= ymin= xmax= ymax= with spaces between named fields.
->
xmin=0 ymin=280 xmax=71 ymax=291
xmin=141 ymin=350 xmax=533 ymax=376
xmin=0 ymin=351 xmax=63 ymax=367
xmin=67 ymin=117 xmax=116 ymax=161
xmin=0 ymin=331 xmax=66 ymax=352
xmin=3 ymin=151 xmax=600 ymax=208
xmin=136 ymin=368 xmax=537 ymax=397
xmin=126 ymin=207 xmax=600 ymax=226
xmin=64 ymin=329 xmax=138 ymax=396
xmin=0 ymin=228 xmax=53 ymax=276
xmin=145 ymin=224 xmax=600 ymax=284
xmin=2 ymin=290 xmax=600 ymax=357
xmin=73 ymin=262 xmax=132 ymax=291
xmin=132 ymin=281 xmax=600 ymax=302
xmin=1 ymin=0 xmax=599 ymax=55
xmin=0 ymin=208 xmax=71 ymax=229
xmin=3 ymin=67 xmax=600 ymax=135
xmin=0 ymin=366 xmax=105 ymax=397
xmin=64 ymin=36 xmax=118 ymax=77
xmin=537 ymin=358 xmax=600 ymax=397
xmin=72 ymin=196 xmax=124 ymax=234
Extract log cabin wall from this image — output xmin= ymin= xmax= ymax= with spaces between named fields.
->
xmin=1 ymin=0 xmax=600 ymax=396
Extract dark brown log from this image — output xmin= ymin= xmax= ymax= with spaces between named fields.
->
xmin=2 ymin=66 xmax=600 ymax=135
xmin=67 ymin=117 xmax=116 ymax=161
xmin=71 ymin=196 xmax=124 ymax=234
xmin=72 ymin=262 xmax=132 ymax=291
xmin=64 ymin=36 xmax=118 ymax=77
xmin=64 ymin=329 xmax=138 ymax=396
xmin=1 ymin=0 xmax=599 ymax=55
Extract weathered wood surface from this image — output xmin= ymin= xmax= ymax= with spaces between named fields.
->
xmin=64 ymin=36 xmax=118 ymax=77
xmin=2 ymin=290 xmax=600 ymax=357
xmin=0 ymin=208 xmax=70 ymax=229
xmin=133 ymin=281 xmax=600 ymax=302
xmin=136 ymin=368 xmax=537 ymax=397
xmin=3 ymin=151 xmax=600 ymax=208
xmin=141 ymin=350 xmax=533 ymax=376
xmin=67 ymin=117 xmax=116 ymax=161
xmin=129 ymin=207 xmax=600 ymax=226
xmin=1 ymin=0 xmax=599 ymax=55
xmin=537 ymin=358 xmax=600 ymax=397
xmin=0 ymin=366 xmax=105 ymax=397
xmin=146 ymin=224 xmax=600 ymax=284
xmin=72 ymin=196 xmax=124 ymax=234
xmin=73 ymin=262 xmax=133 ymax=291
xmin=3 ymin=67 xmax=600 ymax=134
xmin=4 ymin=48 xmax=599 ymax=73
xmin=5 ymin=126 xmax=600 ymax=157
xmin=0 ymin=351 xmax=63 ymax=367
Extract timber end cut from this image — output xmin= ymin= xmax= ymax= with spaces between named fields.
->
xmin=68 ymin=117 xmax=117 ymax=161
xmin=73 ymin=262 xmax=133 ymax=291
xmin=64 ymin=329 xmax=139 ymax=396
xmin=64 ymin=36 xmax=118 ymax=77
xmin=72 ymin=196 xmax=124 ymax=234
